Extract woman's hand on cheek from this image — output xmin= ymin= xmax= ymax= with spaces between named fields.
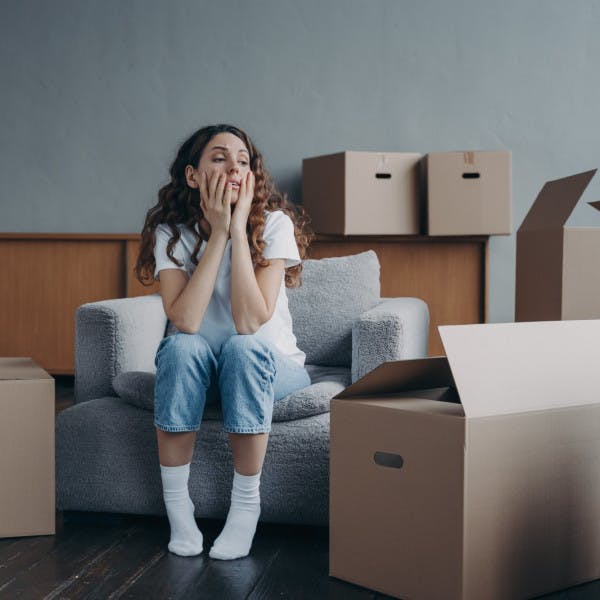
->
xmin=229 ymin=171 xmax=255 ymax=236
xmin=199 ymin=171 xmax=232 ymax=237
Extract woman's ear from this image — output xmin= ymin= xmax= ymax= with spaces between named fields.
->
xmin=184 ymin=165 xmax=198 ymax=189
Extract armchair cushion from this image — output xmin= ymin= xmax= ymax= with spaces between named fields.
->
xmin=287 ymin=250 xmax=381 ymax=367
xmin=112 ymin=364 xmax=351 ymax=422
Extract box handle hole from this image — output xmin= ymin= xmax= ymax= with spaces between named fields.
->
xmin=374 ymin=451 xmax=404 ymax=469
xmin=462 ymin=172 xmax=480 ymax=179
xmin=375 ymin=173 xmax=392 ymax=179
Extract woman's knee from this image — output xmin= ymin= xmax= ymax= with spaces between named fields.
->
xmin=155 ymin=332 xmax=213 ymax=366
xmin=219 ymin=334 xmax=275 ymax=369
xmin=217 ymin=336 xmax=277 ymax=432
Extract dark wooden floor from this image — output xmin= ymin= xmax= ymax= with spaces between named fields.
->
xmin=1 ymin=376 xmax=599 ymax=599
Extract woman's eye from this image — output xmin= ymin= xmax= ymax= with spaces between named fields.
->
xmin=239 ymin=161 xmax=248 ymax=166
xmin=213 ymin=158 xmax=225 ymax=163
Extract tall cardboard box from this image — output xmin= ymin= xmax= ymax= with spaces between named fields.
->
xmin=426 ymin=150 xmax=512 ymax=235
xmin=330 ymin=320 xmax=600 ymax=600
xmin=302 ymin=151 xmax=422 ymax=235
xmin=515 ymin=168 xmax=600 ymax=321
xmin=0 ymin=358 xmax=55 ymax=537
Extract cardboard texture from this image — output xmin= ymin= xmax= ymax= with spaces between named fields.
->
xmin=0 ymin=357 xmax=55 ymax=537
xmin=515 ymin=169 xmax=600 ymax=321
xmin=330 ymin=320 xmax=600 ymax=600
xmin=302 ymin=151 xmax=422 ymax=235
xmin=426 ymin=151 xmax=512 ymax=235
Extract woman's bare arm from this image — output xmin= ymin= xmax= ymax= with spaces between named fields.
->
xmin=159 ymin=230 xmax=229 ymax=334
xmin=230 ymin=227 xmax=285 ymax=334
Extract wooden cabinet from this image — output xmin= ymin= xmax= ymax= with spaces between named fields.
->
xmin=0 ymin=233 xmax=486 ymax=374
xmin=0 ymin=234 xmax=158 ymax=375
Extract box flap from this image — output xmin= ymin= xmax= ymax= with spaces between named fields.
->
xmin=0 ymin=357 xmax=52 ymax=381
xmin=334 ymin=356 xmax=455 ymax=399
xmin=439 ymin=320 xmax=600 ymax=418
xmin=519 ymin=170 xmax=596 ymax=232
xmin=515 ymin=227 xmax=565 ymax=322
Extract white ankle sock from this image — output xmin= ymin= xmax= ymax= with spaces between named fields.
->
xmin=209 ymin=469 xmax=261 ymax=560
xmin=160 ymin=462 xmax=204 ymax=556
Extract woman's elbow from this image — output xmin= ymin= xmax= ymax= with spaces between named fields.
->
xmin=234 ymin=314 xmax=268 ymax=335
xmin=235 ymin=322 xmax=261 ymax=335
xmin=177 ymin=324 xmax=200 ymax=335
xmin=169 ymin=313 xmax=201 ymax=335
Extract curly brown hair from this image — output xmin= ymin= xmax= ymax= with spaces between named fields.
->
xmin=135 ymin=124 xmax=313 ymax=288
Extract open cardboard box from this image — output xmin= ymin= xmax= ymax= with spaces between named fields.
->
xmin=516 ymin=169 xmax=600 ymax=321
xmin=330 ymin=320 xmax=600 ymax=600
xmin=0 ymin=358 xmax=55 ymax=537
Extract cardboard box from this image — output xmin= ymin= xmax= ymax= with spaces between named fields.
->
xmin=0 ymin=358 xmax=55 ymax=537
xmin=516 ymin=169 xmax=600 ymax=321
xmin=302 ymin=151 xmax=422 ymax=235
xmin=330 ymin=320 xmax=600 ymax=600
xmin=426 ymin=151 xmax=512 ymax=235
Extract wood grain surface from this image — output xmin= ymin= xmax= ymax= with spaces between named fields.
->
xmin=0 ymin=233 xmax=485 ymax=372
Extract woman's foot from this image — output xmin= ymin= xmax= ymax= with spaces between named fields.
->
xmin=161 ymin=463 xmax=204 ymax=557
xmin=209 ymin=470 xmax=261 ymax=560
xmin=167 ymin=496 xmax=204 ymax=557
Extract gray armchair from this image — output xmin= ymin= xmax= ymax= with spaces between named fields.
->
xmin=56 ymin=250 xmax=429 ymax=526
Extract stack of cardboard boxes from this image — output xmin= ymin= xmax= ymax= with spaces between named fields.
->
xmin=314 ymin=155 xmax=600 ymax=598
xmin=302 ymin=150 xmax=512 ymax=236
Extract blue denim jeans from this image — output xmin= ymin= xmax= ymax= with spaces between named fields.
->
xmin=154 ymin=333 xmax=311 ymax=434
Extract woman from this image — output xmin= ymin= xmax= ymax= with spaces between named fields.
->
xmin=135 ymin=124 xmax=312 ymax=560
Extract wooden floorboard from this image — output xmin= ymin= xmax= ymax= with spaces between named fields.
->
xmin=173 ymin=547 xmax=275 ymax=599
xmin=116 ymin=518 xmax=270 ymax=600
xmin=116 ymin=548 xmax=211 ymax=599
xmin=2 ymin=375 xmax=598 ymax=599
xmin=0 ymin=534 xmax=69 ymax=590
xmin=1 ymin=522 xmax=128 ymax=599
xmin=6 ymin=512 xmax=600 ymax=600
xmin=45 ymin=519 xmax=166 ymax=600
xmin=247 ymin=524 xmax=383 ymax=600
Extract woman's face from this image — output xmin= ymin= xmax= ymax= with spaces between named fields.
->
xmin=188 ymin=132 xmax=251 ymax=205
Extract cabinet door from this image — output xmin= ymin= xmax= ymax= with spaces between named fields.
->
xmin=1 ymin=239 xmax=125 ymax=374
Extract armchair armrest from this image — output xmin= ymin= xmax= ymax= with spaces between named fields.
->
xmin=351 ymin=297 xmax=430 ymax=383
xmin=74 ymin=294 xmax=167 ymax=403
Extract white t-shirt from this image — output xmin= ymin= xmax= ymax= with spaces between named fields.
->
xmin=153 ymin=210 xmax=306 ymax=367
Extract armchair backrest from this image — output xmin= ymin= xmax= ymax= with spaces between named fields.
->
xmin=287 ymin=250 xmax=381 ymax=366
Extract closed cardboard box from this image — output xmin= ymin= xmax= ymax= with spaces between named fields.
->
xmin=426 ymin=151 xmax=512 ymax=235
xmin=0 ymin=358 xmax=55 ymax=537
xmin=330 ymin=320 xmax=600 ymax=600
xmin=302 ymin=151 xmax=422 ymax=235
xmin=515 ymin=168 xmax=600 ymax=321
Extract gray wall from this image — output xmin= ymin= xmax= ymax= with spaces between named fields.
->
xmin=2 ymin=0 xmax=600 ymax=323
